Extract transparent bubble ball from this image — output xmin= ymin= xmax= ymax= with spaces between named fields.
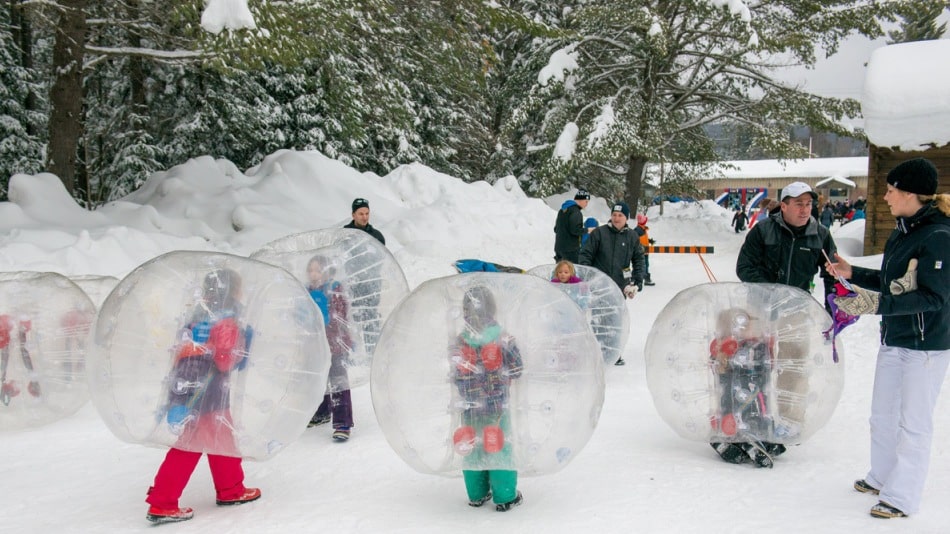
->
xmin=0 ymin=272 xmax=96 ymax=431
xmin=526 ymin=263 xmax=630 ymax=364
xmin=645 ymin=282 xmax=844 ymax=445
xmin=372 ymin=272 xmax=605 ymax=477
xmin=251 ymin=228 xmax=409 ymax=390
xmin=68 ymin=274 xmax=120 ymax=309
xmin=86 ymin=251 xmax=331 ymax=460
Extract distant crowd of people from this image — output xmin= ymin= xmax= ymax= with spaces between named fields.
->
xmin=820 ymin=197 xmax=867 ymax=228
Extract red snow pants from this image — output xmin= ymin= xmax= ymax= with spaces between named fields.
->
xmin=146 ymin=447 xmax=246 ymax=508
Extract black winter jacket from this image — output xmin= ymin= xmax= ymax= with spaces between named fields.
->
xmin=736 ymin=213 xmax=837 ymax=307
xmin=554 ymin=201 xmax=584 ymax=262
xmin=579 ymin=223 xmax=645 ymax=290
xmin=850 ymin=204 xmax=950 ymax=351
xmin=344 ymin=220 xmax=386 ymax=245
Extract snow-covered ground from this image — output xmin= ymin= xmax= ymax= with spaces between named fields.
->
xmin=1 ymin=151 xmax=948 ymax=533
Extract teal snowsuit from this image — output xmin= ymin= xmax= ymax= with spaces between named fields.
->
xmin=452 ymin=322 xmax=523 ymax=505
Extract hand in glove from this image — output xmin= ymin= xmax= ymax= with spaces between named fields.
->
xmin=834 ymin=285 xmax=880 ymax=316
xmin=889 ymin=259 xmax=918 ymax=295
xmin=648 ymin=238 xmax=656 ymax=245
xmin=623 ymin=284 xmax=639 ymax=299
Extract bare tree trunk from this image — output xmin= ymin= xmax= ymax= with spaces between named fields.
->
xmin=46 ymin=0 xmax=87 ymax=194
xmin=625 ymin=155 xmax=648 ymax=211
xmin=127 ymin=0 xmax=146 ymax=111
xmin=658 ymin=161 xmax=665 ymax=216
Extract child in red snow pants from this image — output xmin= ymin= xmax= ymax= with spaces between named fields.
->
xmin=147 ymin=411 xmax=248 ymax=508
xmin=147 ymin=448 xmax=247 ymax=508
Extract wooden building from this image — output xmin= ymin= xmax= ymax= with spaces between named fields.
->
xmin=863 ymin=144 xmax=950 ymax=255
xmin=860 ymin=40 xmax=950 ymax=255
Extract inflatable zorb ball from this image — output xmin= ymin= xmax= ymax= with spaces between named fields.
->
xmin=645 ymin=283 xmax=844 ymax=445
xmin=527 ymin=264 xmax=630 ymax=364
xmin=372 ymin=273 xmax=604 ymax=477
xmin=252 ymin=228 xmax=409 ymax=389
xmin=0 ymin=272 xmax=95 ymax=431
xmin=69 ymin=274 xmax=120 ymax=308
xmin=87 ymin=252 xmax=331 ymax=460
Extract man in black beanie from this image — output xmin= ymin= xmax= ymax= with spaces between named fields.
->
xmin=554 ymin=188 xmax=591 ymax=262
xmin=344 ymin=197 xmax=385 ymax=355
xmin=579 ymin=200 xmax=645 ymax=367
xmin=345 ymin=197 xmax=385 ymax=245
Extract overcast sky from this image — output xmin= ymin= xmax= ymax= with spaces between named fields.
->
xmin=783 ymin=13 xmax=949 ymax=100
xmin=781 ymin=35 xmax=885 ymax=99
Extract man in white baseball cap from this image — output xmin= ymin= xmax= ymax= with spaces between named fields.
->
xmin=779 ymin=182 xmax=819 ymax=228
xmin=781 ymin=181 xmax=818 ymax=202
xmin=722 ymin=180 xmax=837 ymax=468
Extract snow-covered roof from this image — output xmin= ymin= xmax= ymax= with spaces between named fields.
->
xmin=815 ymin=175 xmax=857 ymax=188
xmin=705 ymin=157 xmax=867 ymax=180
xmin=862 ymin=40 xmax=950 ymax=151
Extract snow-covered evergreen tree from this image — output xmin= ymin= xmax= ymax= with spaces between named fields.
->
xmin=481 ymin=1 xmax=578 ymax=190
xmin=0 ymin=7 xmax=44 ymax=197
xmin=4 ymin=0 xmax=912 ymax=206
xmin=508 ymin=0 xmax=901 ymax=207
xmin=888 ymin=0 xmax=948 ymax=43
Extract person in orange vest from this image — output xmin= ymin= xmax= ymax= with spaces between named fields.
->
xmin=634 ymin=214 xmax=655 ymax=286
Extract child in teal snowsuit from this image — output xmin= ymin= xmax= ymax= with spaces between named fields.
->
xmin=450 ymin=286 xmax=524 ymax=511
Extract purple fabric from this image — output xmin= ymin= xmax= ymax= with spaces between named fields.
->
xmin=168 ymin=353 xmax=224 ymax=414
xmin=315 ymin=390 xmax=353 ymax=428
xmin=824 ymin=284 xmax=860 ymax=363
xmin=167 ymin=316 xmax=250 ymax=416
xmin=315 ymin=349 xmax=353 ymax=427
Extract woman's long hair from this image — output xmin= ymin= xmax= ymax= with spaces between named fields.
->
xmin=920 ymin=193 xmax=950 ymax=216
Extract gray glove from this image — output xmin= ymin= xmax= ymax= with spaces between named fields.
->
xmin=834 ymin=285 xmax=880 ymax=315
xmin=889 ymin=258 xmax=918 ymax=295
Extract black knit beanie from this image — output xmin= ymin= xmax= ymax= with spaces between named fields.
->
xmin=352 ymin=198 xmax=370 ymax=212
xmin=887 ymin=158 xmax=938 ymax=195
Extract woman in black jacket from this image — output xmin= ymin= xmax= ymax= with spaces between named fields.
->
xmin=829 ymin=158 xmax=950 ymax=520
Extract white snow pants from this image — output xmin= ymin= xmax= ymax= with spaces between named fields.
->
xmin=866 ymin=345 xmax=950 ymax=514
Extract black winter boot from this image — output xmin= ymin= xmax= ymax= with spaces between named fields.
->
xmin=711 ymin=442 xmax=748 ymax=464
